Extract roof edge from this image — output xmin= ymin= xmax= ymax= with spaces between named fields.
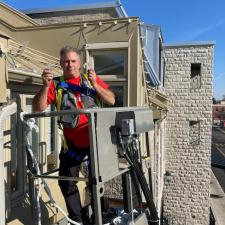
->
xmin=0 ymin=1 xmax=39 ymax=26
xmin=2 ymin=16 xmax=140 ymax=31
xmin=163 ymin=41 xmax=215 ymax=48
xmin=22 ymin=1 xmax=122 ymax=15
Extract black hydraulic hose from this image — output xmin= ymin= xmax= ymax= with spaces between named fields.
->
xmin=124 ymin=146 xmax=159 ymax=225
xmin=127 ymin=152 xmax=158 ymax=224
xmin=130 ymin=168 xmax=142 ymax=206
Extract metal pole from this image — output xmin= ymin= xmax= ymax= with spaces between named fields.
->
xmin=22 ymin=106 xmax=150 ymax=119
xmin=88 ymin=112 xmax=103 ymax=225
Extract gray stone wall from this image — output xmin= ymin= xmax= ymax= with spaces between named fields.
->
xmin=163 ymin=44 xmax=213 ymax=225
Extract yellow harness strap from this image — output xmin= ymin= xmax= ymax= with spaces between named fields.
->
xmin=54 ymin=77 xmax=64 ymax=130
xmin=55 ymin=76 xmax=64 ymax=111
xmin=82 ymin=72 xmax=92 ymax=87
xmin=81 ymin=73 xmax=102 ymax=107
xmin=62 ymin=138 xmax=69 ymax=153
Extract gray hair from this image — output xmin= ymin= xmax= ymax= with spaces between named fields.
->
xmin=60 ymin=46 xmax=80 ymax=59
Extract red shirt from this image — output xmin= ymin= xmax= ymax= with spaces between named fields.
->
xmin=47 ymin=75 xmax=109 ymax=148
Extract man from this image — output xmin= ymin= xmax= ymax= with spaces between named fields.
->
xmin=32 ymin=46 xmax=115 ymax=224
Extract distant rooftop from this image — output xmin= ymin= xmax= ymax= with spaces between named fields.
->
xmin=22 ymin=0 xmax=128 ymax=18
xmin=163 ymin=41 xmax=215 ymax=47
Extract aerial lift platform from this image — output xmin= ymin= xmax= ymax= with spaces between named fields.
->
xmin=22 ymin=106 xmax=159 ymax=225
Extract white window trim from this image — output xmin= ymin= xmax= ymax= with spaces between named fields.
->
xmin=85 ymin=42 xmax=128 ymax=50
xmin=85 ymin=42 xmax=128 ymax=68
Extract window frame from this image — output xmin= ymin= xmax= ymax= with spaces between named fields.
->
xmin=88 ymin=50 xmax=128 ymax=79
xmin=85 ymin=42 xmax=129 ymax=107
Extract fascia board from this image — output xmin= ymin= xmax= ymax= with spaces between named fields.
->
xmin=0 ymin=16 xmax=140 ymax=31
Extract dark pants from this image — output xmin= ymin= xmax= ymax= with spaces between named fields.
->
xmin=58 ymin=144 xmax=90 ymax=223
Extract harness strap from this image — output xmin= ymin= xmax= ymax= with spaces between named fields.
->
xmin=62 ymin=138 xmax=90 ymax=162
xmin=81 ymin=72 xmax=92 ymax=88
xmin=81 ymin=72 xmax=102 ymax=106
xmin=55 ymin=76 xmax=64 ymax=111
xmin=57 ymin=81 xmax=97 ymax=97
xmin=55 ymin=77 xmax=66 ymax=129
xmin=53 ymin=74 xmax=101 ymax=129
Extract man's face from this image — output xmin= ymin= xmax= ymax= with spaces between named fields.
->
xmin=60 ymin=51 xmax=81 ymax=79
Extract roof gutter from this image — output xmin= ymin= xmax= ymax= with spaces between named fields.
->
xmin=0 ymin=102 xmax=17 ymax=225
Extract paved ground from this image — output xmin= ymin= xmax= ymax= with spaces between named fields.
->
xmin=212 ymin=127 xmax=225 ymax=191
xmin=211 ymin=171 xmax=225 ymax=225
xmin=211 ymin=127 xmax=225 ymax=225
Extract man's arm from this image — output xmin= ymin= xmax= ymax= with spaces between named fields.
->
xmin=32 ymin=68 xmax=54 ymax=112
xmin=88 ymin=69 xmax=115 ymax=106
xmin=32 ymin=86 xmax=49 ymax=112
xmin=93 ymin=82 xmax=115 ymax=106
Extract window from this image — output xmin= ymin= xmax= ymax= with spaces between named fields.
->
xmin=89 ymin=49 xmax=127 ymax=79
xmin=86 ymin=43 xmax=128 ymax=107
xmin=92 ymin=51 xmax=125 ymax=76
xmin=189 ymin=121 xmax=200 ymax=145
xmin=106 ymin=82 xmax=127 ymax=107
xmin=190 ymin=63 xmax=201 ymax=89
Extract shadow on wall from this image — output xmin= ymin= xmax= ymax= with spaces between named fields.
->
xmin=7 ymin=196 xmax=56 ymax=225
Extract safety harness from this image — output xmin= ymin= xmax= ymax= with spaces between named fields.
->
xmin=53 ymin=73 xmax=101 ymax=129
xmin=53 ymin=73 xmax=101 ymax=160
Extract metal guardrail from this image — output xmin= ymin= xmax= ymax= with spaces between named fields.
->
xmin=23 ymin=106 xmax=155 ymax=225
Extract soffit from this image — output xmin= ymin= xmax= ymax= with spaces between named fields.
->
xmin=0 ymin=2 xmax=39 ymax=27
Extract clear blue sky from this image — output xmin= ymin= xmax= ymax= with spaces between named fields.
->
xmin=1 ymin=0 xmax=225 ymax=100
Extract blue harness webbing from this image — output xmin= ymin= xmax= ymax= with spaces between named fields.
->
xmin=57 ymin=81 xmax=97 ymax=97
